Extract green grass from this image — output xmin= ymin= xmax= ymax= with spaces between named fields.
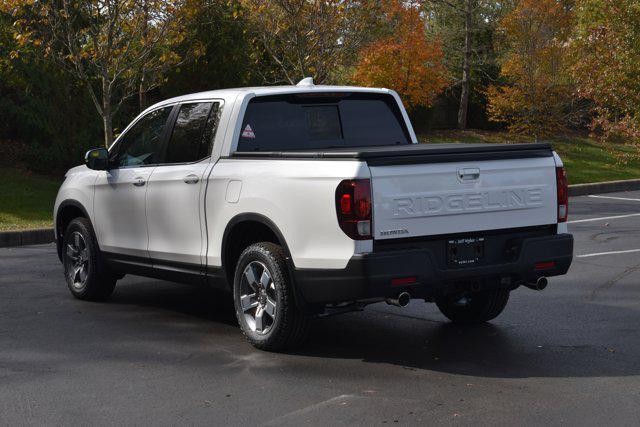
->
xmin=419 ymin=130 xmax=640 ymax=185
xmin=0 ymin=167 xmax=61 ymax=231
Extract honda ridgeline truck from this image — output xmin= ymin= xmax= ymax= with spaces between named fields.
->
xmin=54 ymin=79 xmax=573 ymax=351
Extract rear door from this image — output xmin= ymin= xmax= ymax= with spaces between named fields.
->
xmin=370 ymin=156 xmax=558 ymax=240
xmin=146 ymin=101 xmax=222 ymax=267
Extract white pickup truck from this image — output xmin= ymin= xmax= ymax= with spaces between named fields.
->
xmin=54 ymin=79 xmax=573 ymax=350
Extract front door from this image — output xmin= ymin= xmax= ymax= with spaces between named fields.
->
xmin=146 ymin=101 xmax=221 ymax=267
xmin=94 ymin=106 xmax=173 ymax=258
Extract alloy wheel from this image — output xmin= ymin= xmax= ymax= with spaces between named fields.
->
xmin=239 ymin=261 xmax=278 ymax=335
xmin=65 ymin=231 xmax=89 ymax=291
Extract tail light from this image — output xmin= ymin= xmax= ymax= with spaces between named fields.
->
xmin=556 ymin=166 xmax=568 ymax=222
xmin=335 ymin=179 xmax=372 ymax=240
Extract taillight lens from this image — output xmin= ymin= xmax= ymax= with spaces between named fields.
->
xmin=556 ymin=166 xmax=568 ymax=222
xmin=335 ymin=179 xmax=372 ymax=240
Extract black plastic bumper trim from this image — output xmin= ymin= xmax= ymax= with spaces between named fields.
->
xmin=293 ymin=233 xmax=573 ymax=304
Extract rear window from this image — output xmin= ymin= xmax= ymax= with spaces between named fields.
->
xmin=165 ymin=102 xmax=219 ymax=164
xmin=237 ymin=93 xmax=411 ymax=152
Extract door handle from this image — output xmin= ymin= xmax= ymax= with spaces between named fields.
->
xmin=183 ymin=174 xmax=199 ymax=184
xmin=133 ymin=177 xmax=146 ymax=187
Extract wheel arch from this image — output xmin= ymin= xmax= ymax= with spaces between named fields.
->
xmin=221 ymin=213 xmax=293 ymax=287
xmin=55 ymin=200 xmax=93 ymax=262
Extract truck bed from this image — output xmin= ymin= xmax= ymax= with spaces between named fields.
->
xmin=231 ymin=143 xmax=553 ymax=165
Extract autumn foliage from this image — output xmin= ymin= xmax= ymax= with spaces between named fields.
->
xmin=572 ymin=0 xmax=640 ymax=144
xmin=239 ymin=0 xmax=378 ymax=85
xmin=486 ymin=0 xmax=575 ymax=138
xmin=2 ymin=0 xmax=207 ymax=146
xmin=351 ymin=2 xmax=447 ymax=110
xmin=4 ymin=0 xmax=640 ymax=167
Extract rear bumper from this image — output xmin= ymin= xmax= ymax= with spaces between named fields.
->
xmin=294 ymin=233 xmax=573 ymax=304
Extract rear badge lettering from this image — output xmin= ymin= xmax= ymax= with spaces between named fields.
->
xmin=393 ymin=188 xmax=544 ymax=217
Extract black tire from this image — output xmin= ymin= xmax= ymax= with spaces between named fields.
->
xmin=436 ymin=288 xmax=510 ymax=324
xmin=233 ymin=242 xmax=309 ymax=351
xmin=62 ymin=217 xmax=117 ymax=301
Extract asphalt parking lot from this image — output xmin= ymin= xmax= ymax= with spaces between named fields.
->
xmin=2 ymin=191 xmax=640 ymax=425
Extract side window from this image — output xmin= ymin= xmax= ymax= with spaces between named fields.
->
xmin=164 ymin=102 xmax=221 ymax=164
xmin=111 ymin=106 xmax=172 ymax=167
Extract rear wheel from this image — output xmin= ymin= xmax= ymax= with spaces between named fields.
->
xmin=63 ymin=218 xmax=117 ymax=301
xmin=233 ymin=242 xmax=309 ymax=351
xmin=436 ymin=288 xmax=510 ymax=324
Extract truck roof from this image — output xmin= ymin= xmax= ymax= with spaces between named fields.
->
xmin=120 ymin=80 xmax=416 ymax=153
xmin=148 ymin=84 xmax=392 ymax=111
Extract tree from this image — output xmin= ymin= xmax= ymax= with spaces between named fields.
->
xmin=351 ymin=1 xmax=447 ymax=109
xmin=424 ymin=0 xmax=505 ymax=129
xmin=239 ymin=0 xmax=379 ymax=85
xmin=572 ymin=0 xmax=640 ymax=144
xmin=3 ymin=0 xmax=200 ymax=147
xmin=1 ymin=8 xmax=103 ymax=171
xmin=159 ymin=0 xmax=254 ymax=97
xmin=486 ymin=0 xmax=575 ymax=138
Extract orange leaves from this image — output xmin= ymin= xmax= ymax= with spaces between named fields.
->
xmin=572 ymin=0 xmax=640 ymax=143
xmin=0 ymin=0 xmax=35 ymax=15
xmin=240 ymin=0 xmax=376 ymax=84
xmin=488 ymin=0 xmax=640 ymax=144
xmin=3 ymin=0 xmax=210 ymax=146
xmin=487 ymin=0 xmax=574 ymax=137
xmin=351 ymin=2 xmax=447 ymax=109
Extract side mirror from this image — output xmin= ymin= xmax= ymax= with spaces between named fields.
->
xmin=85 ymin=148 xmax=109 ymax=170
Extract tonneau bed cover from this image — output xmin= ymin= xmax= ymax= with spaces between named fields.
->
xmin=231 ymin=143 xmax=553 ymax=165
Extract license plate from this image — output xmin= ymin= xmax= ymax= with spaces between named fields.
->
xmin=447 ymin=237 xmax=485 ymax=266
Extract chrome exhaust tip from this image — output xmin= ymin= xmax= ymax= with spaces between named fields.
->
xmin=525 ymin=277 xmax=548 ymax=291
xmin=386 ymin=292 xmax=411 ymax=307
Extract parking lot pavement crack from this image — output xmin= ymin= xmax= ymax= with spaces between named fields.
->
xmin=588 ymin=231 xmax=621 ymax=243
xmin=262 ymin=394 xmax=422 ymax=426
xmin=588 ymin=261 xmax=640 ymax=301
xmin=575 ymin=259 xmax=625 ymax=269
xmin=538 ymin=344 xmax=638 ymax=365
xmin=367 ymin=307 xmax=442 ymax=324
xmin=262 ymin=394 xmax=360 ymax=425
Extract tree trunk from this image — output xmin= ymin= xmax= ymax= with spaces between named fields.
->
xmin=457 ymin=0 xmax=472 ymax=130
xmin=101 ymin=78 xmax=114 ymax=148
xmin=139 ymin=71 xmax=147 ymax=112
xmin=139 ymin=0 xmax=149 ymax=113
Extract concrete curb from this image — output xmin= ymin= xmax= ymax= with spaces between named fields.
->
xmin=569 ymin=178 xmax=640 ymax=197
xmin=1 ymin=178 xmax=640 ymax=248
xmin=0 ymin=228 xmax=54 ymax=248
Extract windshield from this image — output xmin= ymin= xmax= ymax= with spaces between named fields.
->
xmin=236 ymin=92 xmax=411 ymax=152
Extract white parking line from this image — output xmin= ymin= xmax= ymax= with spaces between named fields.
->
xmin=577 ymin=248 xmax=640 ymax=258
xmin=569 ymin=213 xmax=640 ymax=224
xmin=588 ymin=195 xmax=640 ymax=202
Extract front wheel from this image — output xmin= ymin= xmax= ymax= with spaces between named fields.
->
xmin=63 ymin=218 xmax=117 ymax=301
xmin=435 ymin=288 xmax=510 ymax=324
xmin=233 ymin=242 xmax=309 ymax=351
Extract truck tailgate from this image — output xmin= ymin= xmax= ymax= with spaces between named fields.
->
xmin=370 ymin=155 xmax=558 ymax=240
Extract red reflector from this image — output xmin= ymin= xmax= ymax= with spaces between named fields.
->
xmin=340 ymin=194 xmax=352 ymax=215
xmin=391 ymin=276 xmax=418 ymax=286
xmin=556 ymin=167 xmax=569 ymax=222
xmin=354 ymin=180 xmax=371 ymax=219
xmin=356 ymin=198 xmax=370 ymax=218
xmin=535 ymin=261 xmax=556 ymax=270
